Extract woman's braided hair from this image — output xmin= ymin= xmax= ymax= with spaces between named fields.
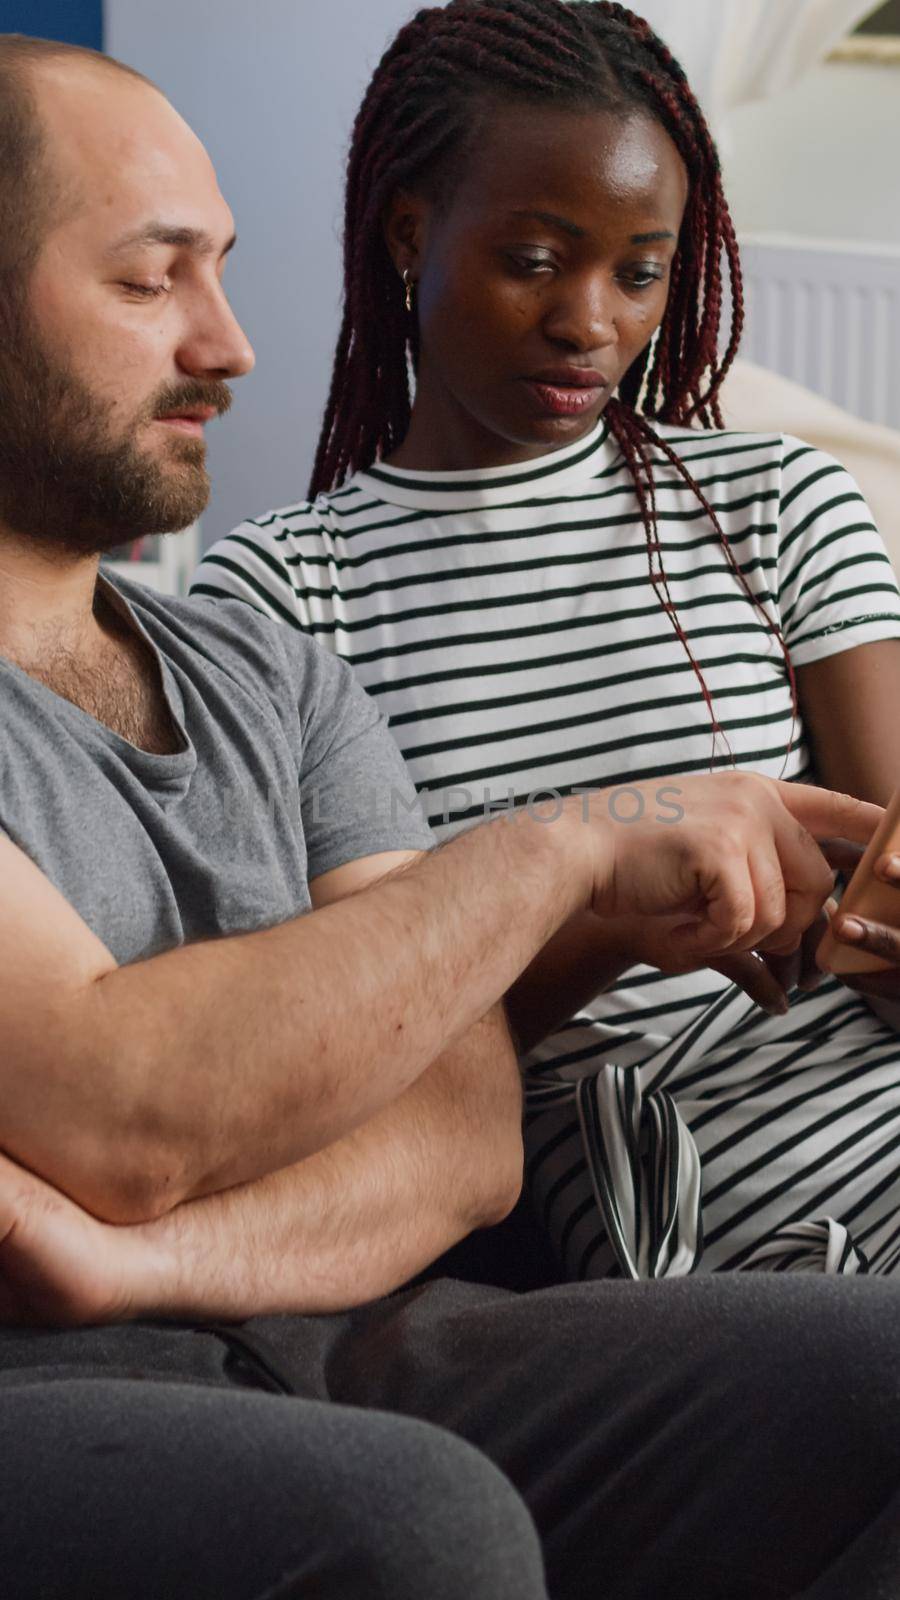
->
xmin=310 ymin=0 xmax=797 ymax=757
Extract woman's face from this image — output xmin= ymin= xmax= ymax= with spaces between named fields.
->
xmin=388 ymin=102 xmax=689 ymax=469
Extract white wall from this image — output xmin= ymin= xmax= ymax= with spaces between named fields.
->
xmin=106 ymin=0 xmax=418 ymax=547
xmin=724 ymin=61 xmax=900 ymax=247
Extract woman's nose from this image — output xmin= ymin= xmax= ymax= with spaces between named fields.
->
xmin=543 ymin=281 xmax=616 ymax=352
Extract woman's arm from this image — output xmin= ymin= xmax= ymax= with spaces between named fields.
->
xmin=504 ymin=912 xmax=635 ymax=1054
xmin=505 ymin=912 xmax=797 ymax=1057
xmin=799 ymin=639 xmax=900 ymax=1021
xmin=797 ymin=639 xmax=900 ymax=807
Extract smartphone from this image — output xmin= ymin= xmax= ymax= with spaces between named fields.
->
xmin=817 ymin=786 xmax=900 ymax=975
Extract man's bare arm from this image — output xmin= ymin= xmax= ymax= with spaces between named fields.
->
xmin=132 ymin=1004 xmax=522 ymax=1320
xmin=0 ymin=1005 xmax=522 ymax=1327
xmin=0 ymin=776 xmax=879 ymax=1225
xmin=0 ymin=809 xmax=576 ymax=1224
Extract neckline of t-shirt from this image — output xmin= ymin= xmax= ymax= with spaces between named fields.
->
xmin=0 ymin=572 xmax=196 ymax=781
xmin=95 ymin=571 xmax=196 ymax=777
xmin=350 ymin=416 xmax=615 ymax=510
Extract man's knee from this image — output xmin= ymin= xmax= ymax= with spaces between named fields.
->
xmin=311 ymin=1405 xmax=547 ymax=1600
xmin=0 ymin=1380 xmax=546 ymax=1600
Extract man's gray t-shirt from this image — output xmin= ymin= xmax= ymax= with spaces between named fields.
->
xmin=0 ymin=573 xmax=435 ymax=965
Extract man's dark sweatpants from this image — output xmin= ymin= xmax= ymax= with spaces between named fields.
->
xmin=2 ymin=1273 xmax=899 ymax=1600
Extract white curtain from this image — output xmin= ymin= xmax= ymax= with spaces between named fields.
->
xmin=622 ymin=1 xmax=882 ymax=131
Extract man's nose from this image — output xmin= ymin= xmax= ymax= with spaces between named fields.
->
xmin=179 ymin=285 xmax=255 ymax=380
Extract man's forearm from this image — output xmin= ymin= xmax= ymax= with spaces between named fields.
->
xmin=12 ymin=808 xmax=586 ymax=1222
xmin=124 ymin=1006 xmax=524 ymax=1319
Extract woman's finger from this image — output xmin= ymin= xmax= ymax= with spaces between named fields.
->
xmin=873 ymin=853 xmax=900 ymax=888
xmin=818 ymin=838 xmax=865 ymax=876
xmin=796 ymin=912 xmax=829 ymax=991
xmin=758 ymin=908 xmax=828 ymax=997
xmin=711 ymin=951 xmax=789 ymax=1016
xmin=830 ymin=912 xmax=900 ymax=966
xmin=761 ymin=946 xmax=803 ymax=994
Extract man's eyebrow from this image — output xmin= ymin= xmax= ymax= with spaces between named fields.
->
xmin=104 ymin=224 xmax=237 ymax=259
xmin=508 ymin=209 xmax=586 ymax=239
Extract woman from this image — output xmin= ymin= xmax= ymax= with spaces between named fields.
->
xmin=193 ymin=0 xmax=900 ymax=1278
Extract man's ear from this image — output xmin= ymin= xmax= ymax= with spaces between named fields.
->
xmin=382 ymin=188 xmax=431 ymax=282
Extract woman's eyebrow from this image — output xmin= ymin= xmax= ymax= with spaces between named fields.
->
xmin=506 ymin=211 xmax=676 ymax=246
xmin=507 ymin=208 xmax=586 ymax=238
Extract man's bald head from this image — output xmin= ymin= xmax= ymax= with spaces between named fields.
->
xmin=0 ymin=38 xmax=251 ymax=556
xmin=0 ymin=35 xmax=156 ymax=293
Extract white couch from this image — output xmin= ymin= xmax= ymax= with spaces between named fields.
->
xmin=720 ymin=358 xmax=900 ymax=576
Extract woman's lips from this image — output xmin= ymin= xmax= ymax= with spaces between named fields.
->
xmin=524 ymin=379 xmax=608 ymax=416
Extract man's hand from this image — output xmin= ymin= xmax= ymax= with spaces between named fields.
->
xmin=0 ymin=1003 xmax=522 ymax=1329
xmin=582 ymin=773 xmax=880 ymax=965
xmin=0 ymin=1152 xmax=155 ymax=1327
xmin=627 ymin=838 xmax=864 ymax=1014
xmin=507 ymin=786 xmax=883 ymax=1052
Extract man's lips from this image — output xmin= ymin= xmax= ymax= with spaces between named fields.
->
xmin=155 ymin=405 xmax=219 ymax=437
xmin=523 ymin=370 xmax=610 ymax=417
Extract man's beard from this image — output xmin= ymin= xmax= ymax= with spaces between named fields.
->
xmin=0 ymin=302 xmax=232 ymax=557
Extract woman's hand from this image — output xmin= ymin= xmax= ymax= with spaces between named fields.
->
xmin=819 ymin=850 xmax=900 ymax=1000
xmin=744 ymin=839 xmax=867 ymax=1005
xmin=605 ymin=910 xmax=796 ymax=1014
xmin=612 ymin=902 xmax=828 ymax=1018
xmin=0 ymin=1151 xmax=164 ymax=1327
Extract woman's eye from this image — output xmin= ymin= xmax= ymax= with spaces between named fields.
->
xmin=506 ymin=253 xmax=556 ymax=276
xmin=620 ymin=267 xmax=666 ymax=291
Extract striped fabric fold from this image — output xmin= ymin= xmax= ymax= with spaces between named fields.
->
xmin=576 ymin=1066 xmax=703 ymax=1278
xmin=740 ymin=1219 xmax=868 ymax=1274
xmin=526 ymin=980 xmax=872 ymax=1280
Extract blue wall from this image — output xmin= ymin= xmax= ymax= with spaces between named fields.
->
xmin=0 ymin=1 xmax=102 ymax=47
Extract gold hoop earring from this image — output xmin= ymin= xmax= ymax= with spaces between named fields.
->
xmin=402 ymin=269 xmax=415 ymax=314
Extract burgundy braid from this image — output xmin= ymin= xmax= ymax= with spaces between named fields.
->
xmin=309 ymin=0 xmax=798 ymax=765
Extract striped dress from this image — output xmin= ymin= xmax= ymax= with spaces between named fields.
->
xmin=193 ymin=417 xmax=900 ymax=1278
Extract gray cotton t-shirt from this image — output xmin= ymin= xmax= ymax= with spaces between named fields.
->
xmin=0 ymin=572 xmax=435 ymax=966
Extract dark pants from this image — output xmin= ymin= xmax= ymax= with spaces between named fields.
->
xmin=2 ymin=1275 xmax=900 ymax=1600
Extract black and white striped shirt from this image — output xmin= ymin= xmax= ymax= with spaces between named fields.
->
xmin=193 ymin=417 xmax=900 ymax=1277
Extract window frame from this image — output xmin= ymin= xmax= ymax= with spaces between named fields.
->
xmin=829 ymin=34 xmax=900 ymax=64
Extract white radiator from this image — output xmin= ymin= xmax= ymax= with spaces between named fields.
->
xmin=737 ymin=233 xmax=900 ymax=432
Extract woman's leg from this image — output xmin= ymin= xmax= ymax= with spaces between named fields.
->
xmin=526 ymin=984 xmax=900 ymax=1279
